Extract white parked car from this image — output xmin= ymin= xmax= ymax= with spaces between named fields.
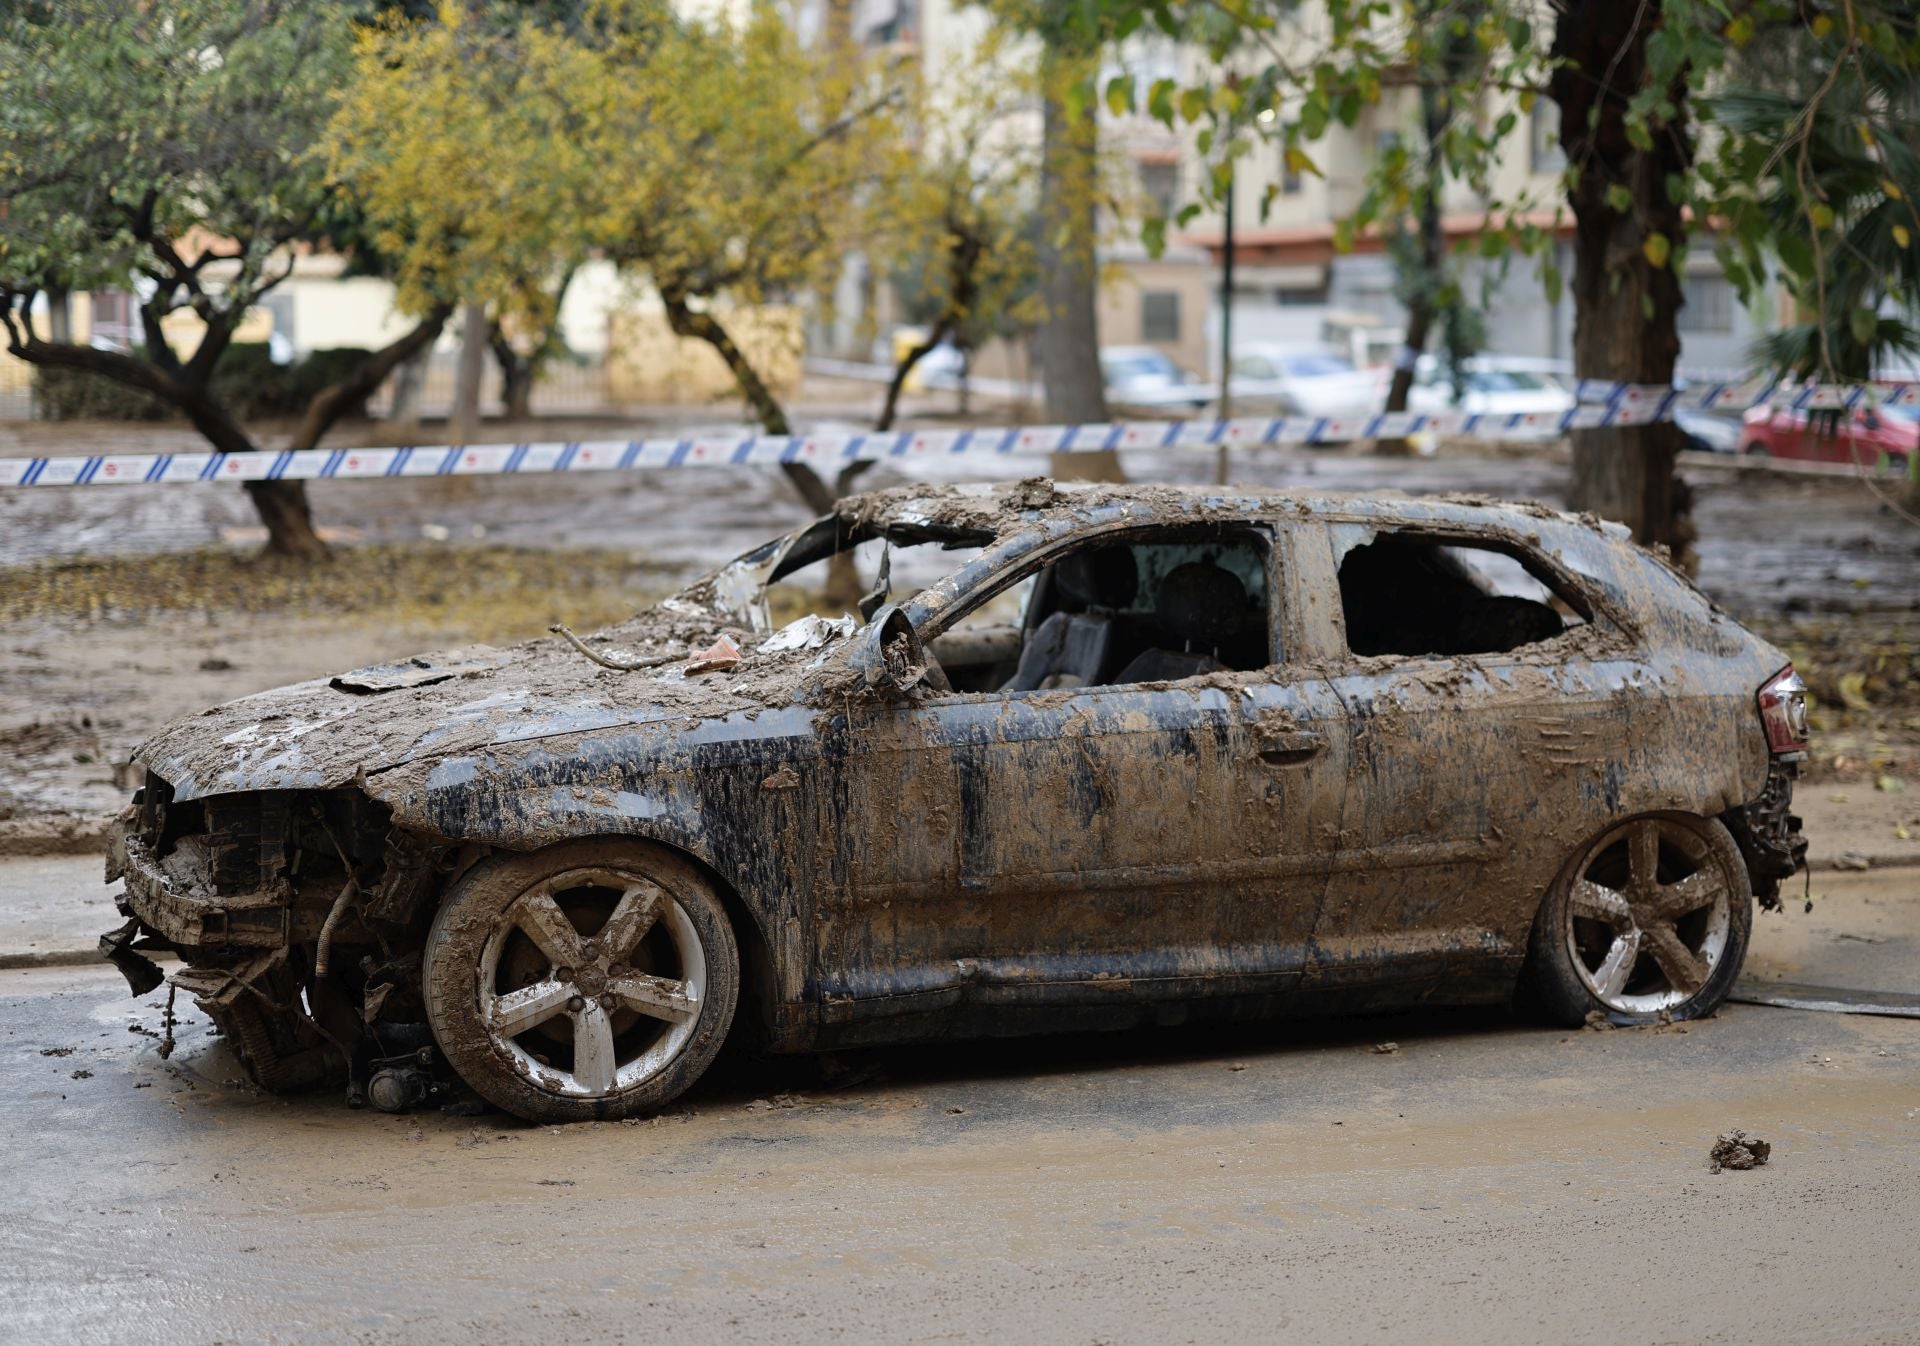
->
xmin=1099 ymin=346 xmax=1213 ymax=412
xmin=1226 ymin=344 xmax=1385 ymax=419
xmin=1408 ymin=356 xmax=1576 ymax=422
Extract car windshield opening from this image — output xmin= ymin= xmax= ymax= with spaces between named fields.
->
xmin=1337 ymin=532 xmax=1587 ymax=658
xmin=761 ymin=523 xmax=994 ymax=631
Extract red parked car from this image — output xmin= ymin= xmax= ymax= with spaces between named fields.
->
xmin=1739 ymin=401 xmax=1919 ymax=468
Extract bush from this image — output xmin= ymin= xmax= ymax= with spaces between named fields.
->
xmin=34 ymin=343 xmax=376 ymax=423
xmin=32 ymin=360 xmax=172 ymax=421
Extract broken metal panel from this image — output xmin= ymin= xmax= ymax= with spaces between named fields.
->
xmin=1730 ymin=980 xmax=1920 ymax=1018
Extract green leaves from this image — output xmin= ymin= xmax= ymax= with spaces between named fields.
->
xmin=1146 ymin=77 xmax=1176 ymax=125
xmin=1642 ymin=231 xmax=1671 ymax=269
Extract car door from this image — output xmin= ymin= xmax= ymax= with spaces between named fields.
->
xmin=1293 ymin=517 xmax=1638 ymax=1001
xmin=816 ymin=520 xmax=1350 ymax=1028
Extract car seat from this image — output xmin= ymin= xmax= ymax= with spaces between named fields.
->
xmin=1113 ymin=560 xmax=1247 ymax=682
xmin=1002 ymin=546 xmax=1138 ymax=691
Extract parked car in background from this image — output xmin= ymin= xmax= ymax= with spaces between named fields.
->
xmin=1674 ymin=406 xmax=1742 ymax=455
xmin=1099 ymin=346 xmax=1212 ymax=412
xmin=1739 ymin=402 xmax=1919 ymax=467
xmin=1407 ymin=356 xmax=1576 ymax=422
xmin=1228 ymin=343 xmax=1385 ymax=418
xmin=104 ymin=481 xmax=1808 ymax=1122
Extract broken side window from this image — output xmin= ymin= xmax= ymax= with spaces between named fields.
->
xmin=1334 ymin=529 xmax=1587 ymax=659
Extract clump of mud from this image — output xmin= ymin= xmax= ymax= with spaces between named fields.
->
xmin=1709 ymin=1130 xmax=1772 ymax=1173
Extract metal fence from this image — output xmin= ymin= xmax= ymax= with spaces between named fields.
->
xmin=365 ymin=352 xmax=618 ymax=420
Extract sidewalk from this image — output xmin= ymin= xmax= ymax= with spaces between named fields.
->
xmin=0 ymin=853 xmax=119 ymax=968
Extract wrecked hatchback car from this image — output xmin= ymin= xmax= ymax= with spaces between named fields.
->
xmin=104 ymin=481 xmax=1809 ymax=1121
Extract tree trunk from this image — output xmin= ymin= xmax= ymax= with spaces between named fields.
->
xmin=1378 ymin=78 xmax=1449 ymax=456
xmin=876 ymin=227 xmax=979 ymax=432
xmin=877 ymin=317 xmax=949 ymax=433
xmin=388 ymin=350 xmax=428 ymax=437
xmin=490 ymin=323 xmax=536 ymax=421
xmin=289 ymin=306 xmax=451 ymax=454
xmin=660 ymin=289 xmax=873 ymax=606
xmin=1552 ymin=1 xmax=1696 ymax=567
xmin=450 ymin=300 xmax=489 ymax=443
xmin=1038 ymin=41 xmax=1121 ymax=483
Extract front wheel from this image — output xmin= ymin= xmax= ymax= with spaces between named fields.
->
xmin=1521 ymin=813 xmax=1752 ymax=1026
xmin=423 ymin=839 xmax=739 ymax=1122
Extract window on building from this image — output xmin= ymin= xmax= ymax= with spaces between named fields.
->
xmin=1280 ymin=145 xmax=1303 ymax=195
xmin=1138 ymin=161 xmax=1180 ymax=219
xmin=1678 ymin=274 xmax=1736 ymax=334
xmin=1141 ymin=291 xmax=1181 ymax=343
xmin=1530 ymin=101 xmax=1566 ymax=174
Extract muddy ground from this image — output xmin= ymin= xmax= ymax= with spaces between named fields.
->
xmin=2 ymin=866 xmax=1916 ymax=1345
xmin=3 ymin=421 xmax=1914 ymax=861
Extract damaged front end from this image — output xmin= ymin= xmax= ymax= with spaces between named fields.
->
xmin=104 ymin=771 xmax=455 ymax=1095
xmin=1726 ymin=755 xmax=1809 ymax=912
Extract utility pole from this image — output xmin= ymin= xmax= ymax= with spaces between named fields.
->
xmin=1215 ymin=153 xmax=1235 ymax=486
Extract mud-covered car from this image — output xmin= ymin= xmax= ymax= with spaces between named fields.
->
xmin=102 ymin=480 xmax=1809 ymax=1121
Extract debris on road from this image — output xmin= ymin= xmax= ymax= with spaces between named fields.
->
xmin=1729 ymin=980 xmax=1920 ymax=1019
xmin=1709 ymin=1130 xmax=1772 ymax=1173
xmin=1370 ymin=1042 xmax=1401 ymax=1054
xmin=1834 ymin=852 xmax=1873 ymax=871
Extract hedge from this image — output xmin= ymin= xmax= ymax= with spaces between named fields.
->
xmin=33 ymin=343 xmax=377 ymax=423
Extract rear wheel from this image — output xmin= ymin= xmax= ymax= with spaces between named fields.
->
xmin=423 ymin=839 xmax=738 ymax=1122
xmin=1521 ymin=813 xmax=1751 ymax=1026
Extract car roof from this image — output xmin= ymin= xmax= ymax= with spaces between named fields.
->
xmin=834 ymin=479 xmax=1629 ymax=545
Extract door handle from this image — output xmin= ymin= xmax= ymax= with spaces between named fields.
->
xmin=1254 ymin=730 xmax=1325 ymax=767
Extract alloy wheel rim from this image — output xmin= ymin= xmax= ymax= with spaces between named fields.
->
xmin=1563 ymin=817 xmax=1733 ymax=1014
xmin=477 ymin=865 xmax=705 ymax=1098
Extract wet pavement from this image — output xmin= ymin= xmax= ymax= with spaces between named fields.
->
xmin=2 ymin=871 xmax=1917 ymax=1345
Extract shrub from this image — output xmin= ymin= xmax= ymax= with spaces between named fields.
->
xmin=34 ymin=344 xmax=376 ymax=423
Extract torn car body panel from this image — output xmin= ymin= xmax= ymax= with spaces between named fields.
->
xmin=106 ymin=480 xmax=1805 ymax=1093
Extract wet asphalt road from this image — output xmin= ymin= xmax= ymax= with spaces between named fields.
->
xmin=4 ymin=871 xmax=1918 ymax=1346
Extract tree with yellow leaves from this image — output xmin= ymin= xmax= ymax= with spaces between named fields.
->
xmin=335 ymin=0 xmax=905 ymax=514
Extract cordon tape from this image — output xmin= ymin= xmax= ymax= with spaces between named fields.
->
xmin=3 ymin=376 xmax=1916 ymax=488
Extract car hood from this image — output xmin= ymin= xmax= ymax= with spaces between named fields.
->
xmin=135 ymin=606 xmax=854 ymax=802
xmin=1289 ymin=373 xmax=1386 ymax=416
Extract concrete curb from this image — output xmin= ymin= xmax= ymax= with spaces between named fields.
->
xmin=0 ymin=948 xmax=104 ymax=972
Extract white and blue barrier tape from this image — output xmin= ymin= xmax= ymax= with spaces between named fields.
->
xmin=2 ymin=376 xmax=1915 ymax=488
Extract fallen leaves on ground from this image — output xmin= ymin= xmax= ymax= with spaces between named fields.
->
xmin=0 ymin=542 xmax=677 ymax=643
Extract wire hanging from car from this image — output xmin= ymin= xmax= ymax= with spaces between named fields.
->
xmin=549 ymin=624 xmax=684 ymax=671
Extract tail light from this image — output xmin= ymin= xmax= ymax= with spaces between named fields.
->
xmin=1757 ymin=666 xmax=1810 ymax=755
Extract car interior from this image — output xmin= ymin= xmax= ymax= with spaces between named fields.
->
xmin=925 ymin=527 xmax=1274 ymax=694
xmin=1335 ymin=533 xmax=1584 ymax=658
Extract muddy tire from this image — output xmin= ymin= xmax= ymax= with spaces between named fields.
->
xmin=423 ymin=839 xmax=739 ymax=1122
xmin=1520 ymin=813 xmax=1752 ymax=1027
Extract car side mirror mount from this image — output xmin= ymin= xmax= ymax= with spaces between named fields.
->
xmin=851 ymin=604 xmax=929 ymax=695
